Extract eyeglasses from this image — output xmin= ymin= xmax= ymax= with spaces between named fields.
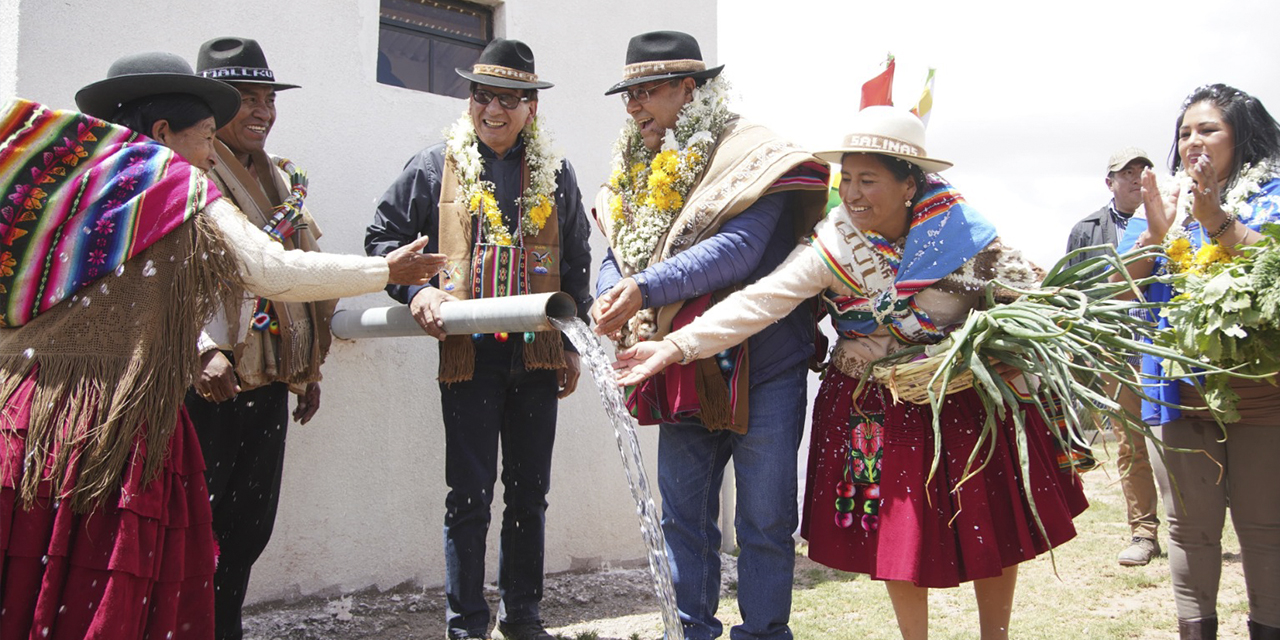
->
xmin=620 ymin=80 xmax=676 ymax=106
xmin=472 ymin=88 xmax=530 ymax=110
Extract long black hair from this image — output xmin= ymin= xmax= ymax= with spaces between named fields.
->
xmin=111 ymin=93 xmax=215 ymax=138
xmin=1171 ymin=83 xmax=1280 ymax=189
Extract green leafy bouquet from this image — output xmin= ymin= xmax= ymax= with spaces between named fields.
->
xmin=1158 ymin=224 xmax=1280 ymax=422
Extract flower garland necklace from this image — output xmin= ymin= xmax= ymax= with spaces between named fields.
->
xmin=445 ymin=113 xmax=560 ymax=246
xmin=1163 ymin=160 xmax=1276 ymax=274
xmin=606 ymin=76 xmax=732 ymax=269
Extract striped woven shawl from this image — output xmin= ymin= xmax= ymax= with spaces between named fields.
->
xmin=0 ymin=98 xmax=215 ymax=327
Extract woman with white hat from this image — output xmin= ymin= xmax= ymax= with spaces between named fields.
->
xmin=0 ymin=52 xmax=442 ymax=640
xmin=614 ymin=106 xmax=1087 ymax=640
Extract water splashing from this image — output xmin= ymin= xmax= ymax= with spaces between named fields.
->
xmin=551 ymin=317 xmax=683 ymax=640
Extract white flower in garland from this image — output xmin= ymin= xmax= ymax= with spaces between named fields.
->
xmin=606 ymin=75 xmax=733 ymax=270
xmin=444 ymin=112 xmax=562 ymax=246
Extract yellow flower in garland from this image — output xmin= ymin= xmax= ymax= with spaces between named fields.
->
xmin=1166 ymin=236 xmax=1193 ymax=273
xmin=1191 ymin=242 xmax=1231 ymax=274
xmin=629 ymin=162 xmax=647 ymax=186
xmin=528 ymin=194 xmax=553 ymax=229
xmin=475 ymin=190 xmax=513 ymax=246
xmin=654 ymin=149 xmax=680 ymax=175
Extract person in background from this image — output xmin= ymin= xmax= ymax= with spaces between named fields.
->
xmin=1065 ymin=147 xmax=1164 ymax=567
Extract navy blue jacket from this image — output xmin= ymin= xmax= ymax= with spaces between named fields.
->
xmin=597 ymin=191 xmax=814 ymax=386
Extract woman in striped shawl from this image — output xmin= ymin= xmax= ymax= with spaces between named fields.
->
xmin=613 ymin=107 xmax=1087 ymax=640
xmin=0 ymin=52 xmax=443 ymax=640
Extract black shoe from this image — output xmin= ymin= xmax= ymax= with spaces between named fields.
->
xmin=1250 ymin=619 xmax=1280 ymax=640
xmin=447 ymin=629 xmax=491 ymax=640
xmin=493 ymin=620 xmax=554 ymax=640
xmin=1178 ymin=616 xmax=1217 ymax=640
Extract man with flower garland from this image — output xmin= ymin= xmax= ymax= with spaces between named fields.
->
xmin=592 ymin=30 xmax=830 ymax=640
xmin=365 ymin=38 xmax=592 ymax=640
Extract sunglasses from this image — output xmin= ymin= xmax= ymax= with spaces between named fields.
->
xmin=472 ymin=88 xmax=531 ymax=110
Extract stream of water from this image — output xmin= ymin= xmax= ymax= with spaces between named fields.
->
xmin=551 ymin=317 xmax=684 ymax=640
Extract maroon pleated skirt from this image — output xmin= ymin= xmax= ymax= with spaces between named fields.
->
xmin=1 ymin=372 xmax=217 ymax=639
xmin=801 ymin=369 xmax=1088 ymax=588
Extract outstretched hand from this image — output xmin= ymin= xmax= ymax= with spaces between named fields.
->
xmin=612 ymin=340 xmax=682 ymax=386
xmin=386 ymin=235 xmax=448 ymax=286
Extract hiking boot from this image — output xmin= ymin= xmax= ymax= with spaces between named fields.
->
xmin=493 ymin=620 xmax=555 ymax=640
xmin=1118 ymin=536 xmax=1160 ymax=566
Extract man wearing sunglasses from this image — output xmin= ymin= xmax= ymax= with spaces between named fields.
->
xmin=593 ymin=31 xmax=830 ymax=640
xmin=366 ymin=38 xmax=592 ymax=640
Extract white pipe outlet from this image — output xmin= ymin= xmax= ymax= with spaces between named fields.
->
xmin=330 ymin=291 xmax=577 ymax=339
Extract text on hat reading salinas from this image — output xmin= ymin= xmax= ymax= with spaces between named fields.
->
xmin=842 ymin=135 xmax=922 ymax=157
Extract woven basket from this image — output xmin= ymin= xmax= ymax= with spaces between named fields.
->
xmin=872 ymin=354 xmax=975 ymax=405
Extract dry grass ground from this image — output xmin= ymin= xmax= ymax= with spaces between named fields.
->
xmin=548 ymin=446 xmax=1250 ymax=640
xmin=243 ymin=447 xmax=1251 ymax=639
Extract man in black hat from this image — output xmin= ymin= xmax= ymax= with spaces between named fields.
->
xmin=366 ymin=37 xmax=592 ymax=640
xmin=187 ymin=36 xmax=328 ymax=640
xmin=593 ymin=30 xmax=829 ymax=640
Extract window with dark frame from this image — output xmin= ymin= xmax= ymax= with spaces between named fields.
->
xmin=377 ymin=0 xmax=492 ymax=98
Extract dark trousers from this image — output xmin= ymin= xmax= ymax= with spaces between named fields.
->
xmin=186 ymin=380 xmax=290 ymax=640
xmin=440 ymin=342 xmax=558 ymax=635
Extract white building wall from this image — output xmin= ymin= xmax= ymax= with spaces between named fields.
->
xmin=4 ymin=0 xmax=717 ymax=603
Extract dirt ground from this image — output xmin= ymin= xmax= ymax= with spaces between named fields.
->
xmin=241 ymin=555 xmax=730 ymax=640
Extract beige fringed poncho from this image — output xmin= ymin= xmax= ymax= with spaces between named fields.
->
xmin=0 ymin=198 xmax=390 ymax=511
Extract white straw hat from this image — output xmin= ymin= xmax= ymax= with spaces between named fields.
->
xmin=815 ymin=106 xmax=952 ymax=173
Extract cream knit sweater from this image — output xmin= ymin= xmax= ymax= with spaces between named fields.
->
xmin=666 ymin=219 xmax=1039 ymax=379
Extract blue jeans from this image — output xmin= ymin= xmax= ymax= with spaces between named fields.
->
xmin=439 ymin=342 xmax=559 ymax=635
xmin=658 ymin=362 xmax=808 ymax=640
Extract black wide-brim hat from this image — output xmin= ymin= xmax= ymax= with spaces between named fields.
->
xmin=75 ymin=51 xmax=242 ymax=128
xmin=196 ymin=37 xmax=300 ymax=90
xmin=604 ymin=30 xmax=724 ymax=96
xmin=455 ymin=38 xmax=554 ymax=90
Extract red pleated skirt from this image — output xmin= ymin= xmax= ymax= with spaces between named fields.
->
xmin=801 ymin=369 xmax=1088 ymax=588
xmin=0 ymin=372 xmax=217 ymax=639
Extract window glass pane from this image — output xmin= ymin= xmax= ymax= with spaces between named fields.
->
xmin=378 ymin=26 xmax=433 ymax=92
xmin=381 ymin=0 xmax=488 ymax=42
xmin=376 ymin=0 xmax=491 ymax=95
xmin=431 ymin=39 xmax=481 ymax=98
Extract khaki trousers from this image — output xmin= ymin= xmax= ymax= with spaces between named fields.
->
xmin=1106 ymin=378 xmax=1163 ymax=539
